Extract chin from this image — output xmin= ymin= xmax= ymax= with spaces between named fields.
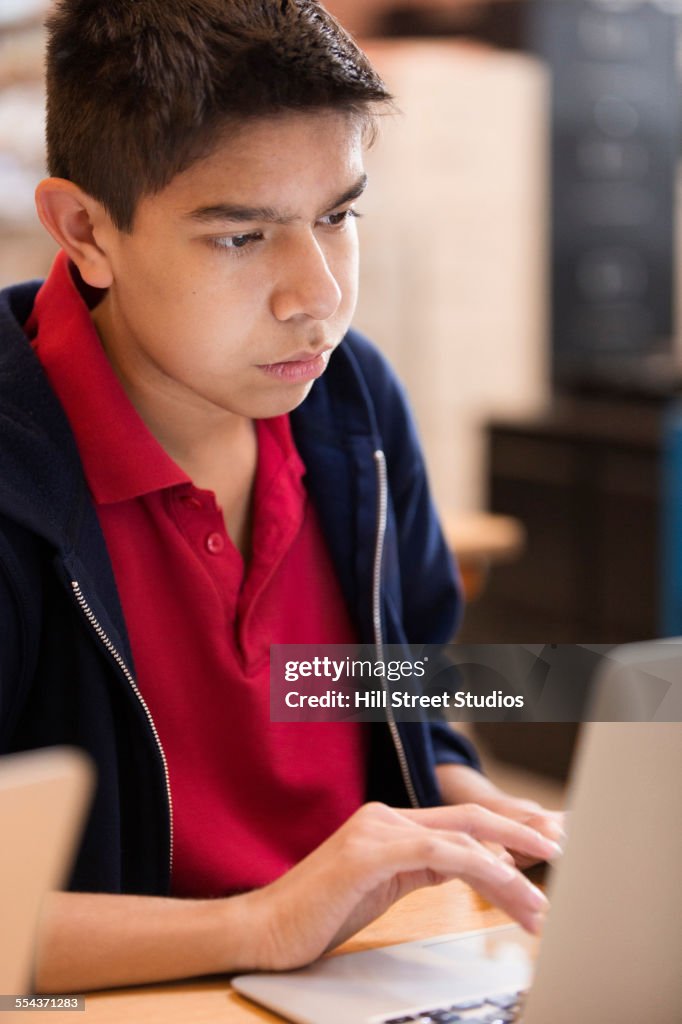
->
xmin=241 ymin=380 xmax=317 ymax=420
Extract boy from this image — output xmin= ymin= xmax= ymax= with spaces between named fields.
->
xmin=0 ymin=0 xmax=562 ymax=992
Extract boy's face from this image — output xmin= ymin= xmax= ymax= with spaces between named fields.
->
xmin=92 ymin=111 xmax=365 ymax=420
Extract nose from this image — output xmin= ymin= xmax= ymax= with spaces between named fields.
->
xmin=270 ymin=231 xmax=342 ymax=323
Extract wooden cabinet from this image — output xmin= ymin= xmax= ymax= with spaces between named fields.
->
xmin=460 ymin=396 xmax=664 ymax=644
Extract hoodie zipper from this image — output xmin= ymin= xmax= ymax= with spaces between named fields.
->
xmin=372 ymin=450 xmax=419 ymax=809
xmin=70 ymin=579 xmax=174 ymax=878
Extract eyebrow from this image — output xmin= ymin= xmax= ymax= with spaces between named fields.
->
xmin=186 ymin=173 xmax=368 ymax=225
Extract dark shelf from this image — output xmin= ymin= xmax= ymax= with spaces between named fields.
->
xmin=460 ymin=395 xmax=664 ymax=645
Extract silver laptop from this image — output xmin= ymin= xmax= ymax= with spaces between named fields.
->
xmin=233 ymin=641 xmax=682 ymax=1023
xmin=0 ymin=747 xmax=94 ymax=995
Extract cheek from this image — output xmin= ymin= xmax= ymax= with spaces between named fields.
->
xmin=341 ymin=269 xmax=360 ymax=325
xmin=330 ymin=238 xmax=360 ymax=316
xmin=131 ymin=256 xmax=265 ymax=335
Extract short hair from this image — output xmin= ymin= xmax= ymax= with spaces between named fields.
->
xmin=46 ymin=0 xmax=392 ymax=231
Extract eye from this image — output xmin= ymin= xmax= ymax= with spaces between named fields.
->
xmin=211 ymin=231 xmax=263 ymax=251
xmin=319 ymin=208 xmax=361 ymax=228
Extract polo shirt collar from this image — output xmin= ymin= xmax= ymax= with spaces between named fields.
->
xmin=28 ymin=251 xmax=189 ymax=505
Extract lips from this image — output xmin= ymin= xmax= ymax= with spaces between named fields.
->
xmin=257 ymin=347 xmax=333 ymax=383
xmin=263 ymin=346 xmax=333 ymax=365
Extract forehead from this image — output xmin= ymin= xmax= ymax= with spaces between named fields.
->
xmin=142 ymin=110 xmax=367 ymax=222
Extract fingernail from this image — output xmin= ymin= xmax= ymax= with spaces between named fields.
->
xmin=541 ymin=838 xmax=563 ymax=858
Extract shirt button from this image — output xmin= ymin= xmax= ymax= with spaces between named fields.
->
xmin=205 ymin=532 xmax=225 ymax=555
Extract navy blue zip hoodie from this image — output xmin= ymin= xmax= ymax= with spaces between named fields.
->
xmin=0 ymin=277 xmax=478 ymax=896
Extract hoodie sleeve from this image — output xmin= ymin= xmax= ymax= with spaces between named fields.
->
xmin=0 ymin=521 xmax=36 ymax=750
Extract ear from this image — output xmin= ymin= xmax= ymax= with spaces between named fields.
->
xmin=35 ymin=178 xmax=114 ymax=290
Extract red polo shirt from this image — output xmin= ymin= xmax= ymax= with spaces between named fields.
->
xmin=27 ymin=251 xmax=366 ymax=897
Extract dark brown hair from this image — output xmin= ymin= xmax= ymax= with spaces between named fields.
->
xmin=46 ymin=0 xmax=391 ymax=230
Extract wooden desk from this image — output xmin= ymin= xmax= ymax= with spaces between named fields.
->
xmin=442 ymin=512 xmax=526 ymax=602
xmin=11 ymin=882 xmax=523 ymax=1024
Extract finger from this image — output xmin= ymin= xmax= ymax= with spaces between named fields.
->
xmin=504 ymin=812 xmax=567 ymax=868
xmin=481 ymin=840 xmax=515 ymax=868
xmin=457 ymin=805 xmax=563 ymax=861
xmin=438 ymin=835 xmax=549 ymax=933
xmin=459 ymin=862 xmax=549 ymax=936
xmin=380 ymin=831 xmax=549 ymax=934
xmin=508 ymin=850 xmax=546 ymax=870
xmin=522 ymin=811 xmax=567 ymax=845
xmin=402 ymin=804 xmax=562 ymax=862
xmin=494 ymin=803 xmax=566 ymax=836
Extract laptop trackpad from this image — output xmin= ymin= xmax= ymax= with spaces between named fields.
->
xmin=232 ymin=925 xmax=537 ymax=1024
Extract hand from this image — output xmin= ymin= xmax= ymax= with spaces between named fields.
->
xmin=246 ymin=801 xmax=560 ymax=971
xmin=435 ymin=763 xmax=566 ymax=869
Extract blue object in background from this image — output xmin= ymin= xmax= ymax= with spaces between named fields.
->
xmin=661 ymin=401 xmax=682 ymax=636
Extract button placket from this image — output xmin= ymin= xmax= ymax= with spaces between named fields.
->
xmin=173 ymin=489 xmax=229 ymax=559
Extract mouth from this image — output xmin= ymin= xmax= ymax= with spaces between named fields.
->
xmin=257 ymin=348 xmax=333 ymax=383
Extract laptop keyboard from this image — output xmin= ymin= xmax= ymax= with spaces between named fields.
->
xmin=380 ymin=989 xmax=525 ymax=1023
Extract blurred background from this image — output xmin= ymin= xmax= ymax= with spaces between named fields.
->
xmin=3 ymin=0 xmax=682 ymax=688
